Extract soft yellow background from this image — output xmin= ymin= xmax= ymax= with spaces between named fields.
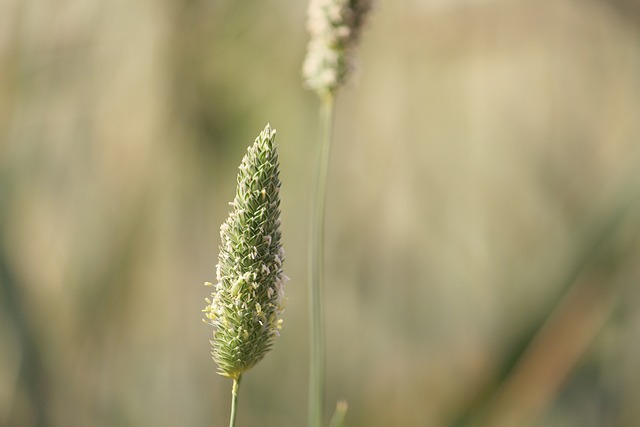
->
xmin=1 ymin=1 xmax=640 ymax=426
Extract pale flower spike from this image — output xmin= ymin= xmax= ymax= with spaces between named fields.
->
xmin=303 ymin=0 xmax=374 ymax=97
xmin=204 ymin=124 xmax=287 ymax=380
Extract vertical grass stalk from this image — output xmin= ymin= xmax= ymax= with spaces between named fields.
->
xmin=204 ymin=124 xmax=286 ymax=427
xmin=308 ymin=93 xmax=335 ymax=427
xmin=229 ymin=376 xmax=241 ymax=427
xmin=303 ymin=2 xmax=372 ymax=426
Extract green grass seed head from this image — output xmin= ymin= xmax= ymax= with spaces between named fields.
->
xmin=204 ymin=124 xmax=286 ymax=379
xmin=303 ymin=0 xmax=374 ymax=97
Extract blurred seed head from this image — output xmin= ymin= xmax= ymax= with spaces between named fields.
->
xmin=303 ymin=0 xmax=374 ymax=97
xmin=203 ymin=124 xmax=287 ymax=379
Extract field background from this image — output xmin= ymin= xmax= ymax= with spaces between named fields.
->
xmin=1 ymin=0 xmax=640 ymax=426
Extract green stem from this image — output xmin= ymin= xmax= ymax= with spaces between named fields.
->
xmin=229 ymin=376 xmax=241 ymax=427
xmin=309 ymin=93 xmax=335 ymax=427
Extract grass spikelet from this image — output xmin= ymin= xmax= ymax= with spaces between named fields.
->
xmin=303 ymin=0 xmax=374 ymax=97
xmin=204 ymin=123 xmax=286 ymax=380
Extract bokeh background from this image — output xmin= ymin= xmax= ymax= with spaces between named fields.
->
xmin=2 ymin=0 xmax=640 ymax=426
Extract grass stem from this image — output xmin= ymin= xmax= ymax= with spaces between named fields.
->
xmin=229 ymin=376 xmax=241 ymax=427
xmin=308 ymin=93 xmax=335 ymax=427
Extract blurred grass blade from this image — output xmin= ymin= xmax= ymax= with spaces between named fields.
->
xmin=328 ymin=400 xmax=348 ymax=427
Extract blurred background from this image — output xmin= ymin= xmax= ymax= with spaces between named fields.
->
xmin=1 ymin=0 xmax=640 ymax=426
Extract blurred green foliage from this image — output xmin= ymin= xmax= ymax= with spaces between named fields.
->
xmin=1 ymin=1 xmax=640 ymax=426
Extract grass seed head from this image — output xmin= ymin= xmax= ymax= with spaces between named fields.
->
xmin=204 ymin=124 xmax=286 ymax=379
xmin=303 ymin=0 xmax=374 ymax=97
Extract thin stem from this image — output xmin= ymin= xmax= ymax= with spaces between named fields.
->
xmin=308 ymin=93 xmax=335 ymax=427
xmin=229 ymin=376 xmax=241 ymax=427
